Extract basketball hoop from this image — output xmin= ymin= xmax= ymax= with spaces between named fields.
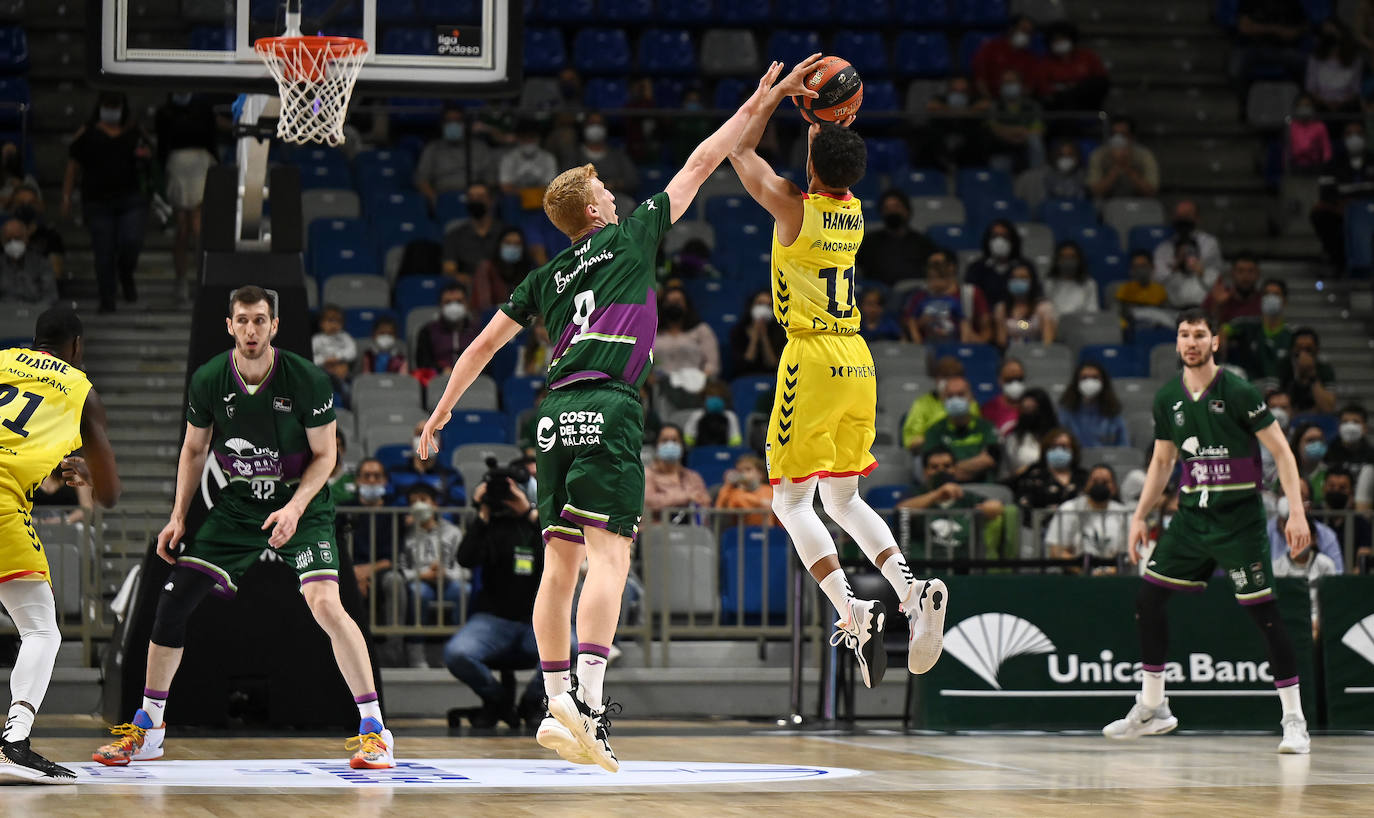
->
xmin=254 ymin=35 xmax=368 ymax=146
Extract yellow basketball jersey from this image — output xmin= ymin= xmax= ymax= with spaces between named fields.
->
xmin=771 ymin=191 xmax=864 ymax=336
xmin=0 ymin=348 xmax=92 ymax=515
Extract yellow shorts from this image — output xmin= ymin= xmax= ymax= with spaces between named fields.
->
xmin=0 ymin=508 xmax=49 ymax=584
xmin=766 ymin=333 xmax=877 ymax=484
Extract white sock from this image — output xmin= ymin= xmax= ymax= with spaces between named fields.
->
xmin=577 ymin=644 xmax=611 ymax=708
xmin=1141 ymin=670 xmax=1165 ymax=708
xmin=880 ymin=555 xmax=917 ymax=606
xmin=0 ymin=581 xmax=59 ymax=741
xmin=1278 ymin=684 xmax=1304 ymax=719
xmin=141 ymin=693 xmax=168 ymax=727
xmin=356 ymin=697 xmax=382 ymax=725
xmin=543 ymin=667 xmax=572 ymax=699
xmin=818 ymin=569 xmax=854 ymax=623
xmin=5 ymin=702 xmax=34 ymax=742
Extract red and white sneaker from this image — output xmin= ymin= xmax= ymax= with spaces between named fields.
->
xmin=347 ymin=725 xmax=396 ymax=769
xmin=92 ymin=718 xmax=165 ymax=766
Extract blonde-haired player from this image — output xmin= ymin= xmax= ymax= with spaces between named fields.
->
xmin=728 ymin=93 xmax=948 ymax=688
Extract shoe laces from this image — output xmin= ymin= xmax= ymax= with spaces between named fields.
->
xmin=595 ymin=700 xmax=622 ymax=737
xmin=345 ymin=731 xmax=388 ymax=756
xmin=105 ymin=723 xmax=147 ymax=749
xmin=829 ymin=627 xmax=858 ymax=651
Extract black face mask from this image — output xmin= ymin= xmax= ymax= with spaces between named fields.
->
xmin=1173 ymin=219 xmax=1196 ymax=237
xmin=466 ymin=201 xmax=489 ymax=220
xmin=1087 ymin=482 xmax=1112 ymax=502
xmin=1326 ymin=490 xmax=1349 ymax=510
xmin=928 ymin=470 xmax=955 ymax=487
xmin=882 ymin=212 xmax=906 ymax=230
xmin=661 ymin=303 xmax=685 ymax=322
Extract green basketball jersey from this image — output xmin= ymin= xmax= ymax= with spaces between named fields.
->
xmin=501 ymin=191 xmax=671 ymax=392
xmin=186 ymin=348 xmax=337 ymax=524
xmin=1152 ymin=368 xmax=1275 ymax=509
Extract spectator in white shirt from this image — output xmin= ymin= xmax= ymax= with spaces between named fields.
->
xmin=1152 ymin=200 xmax=1224 ymax=283
xmin=1043 ymin=239 xmax=1099 ymax=316
xmin=498 ymin=120 xmax=558 ymax=199
xmin=311 ymin=303 xmax=357 ymax=384
xmin=1045 ymin=463 xmax=1131 ymax=560
xmin=414 ymin=105 xmax=495 ymax=207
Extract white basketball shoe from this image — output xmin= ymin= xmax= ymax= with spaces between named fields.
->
xmin=1278 ymin=714 xmax=1311 ymax=754
xmin=1103 ymin=695 xmax=1179 ymax=739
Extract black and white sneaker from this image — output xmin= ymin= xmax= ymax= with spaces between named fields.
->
xmin=0 ymin=739 xmax=76 ymax=785
xmin=830 ymin=598 xmax=887 ymax=688
xmin=548 ymin=690 xmax=621 ymax=773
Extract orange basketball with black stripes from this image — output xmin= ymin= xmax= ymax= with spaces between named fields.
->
xmin=791 ymin=56 xmax=863 ymax=124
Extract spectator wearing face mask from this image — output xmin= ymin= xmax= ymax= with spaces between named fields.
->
xmin=1004 ymin=387 xmax=1059 ymax=476
xmin=1305 ymin=30 xmax=1363 ymax=117
xmin=1087 ymin=115 xmax=1159 ymax=199
xmin=348 ymin=458 xmax=398 ymax=604
xmin=1285 ymin=94 xmax=1331 ymax=172
xmin=469 ymin=227 xmax=534 ymax=314
xmin=1292 ymin=421 xmax=1331 ymax=495
xmin=715 ymin=455 xmax=774 ymax=527
xmin=972 ymin=15 xmax=1043 ymax=99
xmin=327 ymin=430 xmax=357 ymax=505
xmin=1038 ymin=21 xmax=1109 ymax=111
xmin=902 ymin=357 xmax=984 ymax=452
xmin=965 ymin=219 xmax=1026 ymax=307
xmin=1114 ymin=250 xmax=1171 ymax=327
xmin=1224 ymin=278 xmax=1291 ymax=383
xmin=558 ymin=111 xmax=638 ymax=195
xmin=730 ymin=289 xmax=788 ymax=377
xmin=1045 ymin=464 xmax=1131 ymax=562
xmin=415 ymin=105 xmax=495 ymax=206
xmin=392 ymin=421 xmax=465 ymax=506
xmin=0 ymin=217 xmax=56 ymax=305
xmin=982 ymin=358 xmax=1028 ymax=435
xmin=683 ymin=379 xmax=741 ymax=447
xmin=644 ymin=424 xmax=712 ymax=517
xmin=1059 ymin=362 xmax=1129 ymax=447
xmin=1023 ymin=140 xmax=1088 ymax=208
xmin=1260 ymin=388 xmax=1295 ymax=487
xmin=1044 ymin=240 xmax=1098 ymax=316
xmin=1005 ymin=426 xmax=1088 ymax=521
xmin=993 ymin=260 xmax=1057 ymax=348
xmin=442 ymin=182 xmax=508 ymax=278
xmin=654 ymin=285 xmax=720 ymax=408
xmin=857 ymin=288 xmax=902 ymax=342
xmin=1310 ymin=120 xmax=1374 ymax=268
xmin=387 ymin=482 xmax=467 ymax=668
xmin=498 ymin=120 xmax=558 ymax=206
xmin=1327 ymin=404 xmax=1374 ymax=477
xmin=1202 ymin=252 xmax=1262 ymax=326
xmin=986 ymin=68 xmax=1046 ymax=172
xmin=921 ymin=376 xmax=1002 ymax=483
xmin=1152 ymin=200 xmax=1224 ymax=285
xmin=903 ymin=248 xmax=992 ymax=344
xmin=855 ymin=189 xmax=937 ymax=287
xmin=923 ymin=75 xmax=994 ymax=168
xmin=416 ymin=282 xmax=480 ymax=375
xmin=1317 ymin=466 xmax=1370 ymax=559
xmin=311 ymin=303 xmax=357 ymax=383
xmin=1270 ymin=482 xmax=1341 ymax=639
xmin=1281 ymin=328 xmax=1337 ymax=413
xmin=361 ymin=316 xmax=408 ymax=375
xmin=7 ymin=185 xmax=64 ymax=296
xmin=898 ymin=446 xmax=1006 ymax=556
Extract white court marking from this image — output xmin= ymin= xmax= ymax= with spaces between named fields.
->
xmin=72 ymin=759 xmax=862 ymax=789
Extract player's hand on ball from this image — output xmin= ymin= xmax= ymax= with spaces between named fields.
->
xmin=262 ymin=504 xmax=302 ymax=548
xmin=60 ymin=456 xmax=91 ymax=487
xmin=155 ymin=518 xmax=185 ymax=565
xmin=418 ymin=413 xmax=449 ymax=461
xmin=1284 ymin=511 xmax=1312 ymax=558
xmin=779 ymin=53 xmax=825 ymax=101
xmin=1127 ymin=517 xmax=1149 ymax=565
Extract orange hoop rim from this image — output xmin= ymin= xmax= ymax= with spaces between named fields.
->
xmin=254 ymin=34 xmax=369 ymax=59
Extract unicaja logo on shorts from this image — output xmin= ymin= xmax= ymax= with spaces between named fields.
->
xmin=1342 ymin=614 xmax=1374 ymax=668
xmin=943 ymin=613 xmax=1056 ymax=689
xmin=536 ymin=416 xmax=556 ymax=452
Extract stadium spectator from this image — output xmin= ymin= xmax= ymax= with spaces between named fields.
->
xmin=360 ymin=315 xmax=409 ymax=375
xmin=311 ymin=304 xmax=357 ymax=386
xmin=445 ymin=466 xmax=547 ymax=728
xmin=1272 ymin=495 xmax=1341 ymax=637
xmin=986 ymin=68 xmax=1046 ymax=172
xmin=994 ymin=260 xmax=1057 ymax=347
xmin=1281 ymin=328 xmax=1338 ymax=413
xmin=498 ymin=119 xmax=558 ymax=204
xmin=415 ymin=105 xmax=494 ymax=205
xmin=922 ymin=376 xmax=1002 ymax=483
xmin=903 ymin=248 xmax=992 ymax=343
xmin=714 ymin=455 xmax=773 ymax=527
xmin=965 ymin=219 xmax=1026 ymax=306
xmin=902 ymin=357 xmax=984 ymax=451
xmin=1152 ymin=200 xmax=1225 ymax=284
xmin=982 ymin=358 xmax=1027 ymax=436
xmin=1318 ymin=466 xmax=1371 ymax=559
xmin=1087 ymin=115 xmax=1159 ymax=199
xmin=683 ymin=379 xmax=742 ymax=447
xmin=1224 ymin=277 xmax=1291 ymax=382
xmin=392 ymin=421 xmax=466 ymax=507
xmin=349 ymin=457 xmax=398 ymax=605
xmin=1202 ymin=252 xmax=1262 ymax=325
xmin=624 ymin=77 xmax=662 ymax=162
xmin=667 ymin=88 xmax=716 ymax=164
xmin=1285 ymin=94 xmax=1331 ymax=172
xmin=155 ymin=91 xmax=217 ymax=305
xmin=1017 ymin=139 xmax=1089 ymax=209
xmin=468 ymin=226 xmax=534 ymax=314
xmin=1059 ymin=362 xmax=1129 ymax=447
xmin=327 ymin=430 xmax=357 ymax=505
xmin=8 ymin=185 xmax=64 ymax=296
xmin=442 ymin=182 xmax=507 ymax=279
xmin=1293 ymin=421 xmax=1330 ymax=494
xmin=1045 ymin=464 xmax=1130 ymax=561
xmin=1260 ymin=388 xmax=1296 ymax=486
xmin=64 ymin=91 xmax=150 ymax=313
xmin=729 ymin=289 xmax=787 ymax=377
xmin=1269 ymin=477 xmax=1344 ymax=572
xmin=855 ymin=189 xmax=936 ymax=286
xmin=387 ymin=482 xmax=466 ymax=668
xmin=1004 ymin=387 xmax=1059 ymax=476
xmin=923 ymin=75 xmax=994 ymax=168
xmin=898 ymin=445 xmax=1005 ymax=555
xmin=1229 ymin=0 xmax=1309 ymax=85
xmin=0 ymin=141 xmax=36 ymax=204
xmin=1162 ymin=238 xmax=1219 ymax=308
xmin=644 ymin=424 xmax=712 ymax=520
xmin=972 ymin=14 xmax=1042 ymax=99
xmin=1044 ymin=240 xmax=1099 ymax=316
xmin=415 ymin=282 xmax=480 ymax=375
xmin=1305 ymin=30 xmax=1363 ymax=117
xmin=654 ymin=285 xmax=719 ymax=408
xmin=1005 ymin=426 xmax=1088 ymax=517
xmin=1328 ymin=404 xmax=1374 ymax=476
xmin=0 ymin=218 xmax=56 ymax=305
xmin=1038 ymin=21 xmax=1109 ymax=111
xmin=1114 ymin=250 xmax=1171 ymax=326
xmin=857 ymin=288 xmax=902 ymax=342
xmin=1310 ymin=120 xmax=1374 ymax=268
xmin=557 ymin=112 xmax=638 ymax=195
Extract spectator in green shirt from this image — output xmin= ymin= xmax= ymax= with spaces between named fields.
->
xmin=902 ymin=356 xmax=982 ymax=452
xmin=922 ymin=376 xmax=1002 ymax=482
xmin=1280 ymin=328 xmax=1338 ymax=413
xmin=897 ymin=446 xmax=1005 ymax=555
xmin=1224 ymin=277 xmax=1290 ymax=384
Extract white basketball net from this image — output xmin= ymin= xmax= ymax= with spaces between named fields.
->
xmin=255 ymin=36 xmax=368 ymax=146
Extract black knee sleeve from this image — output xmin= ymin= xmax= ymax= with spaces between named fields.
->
xmin=1244 ymin=600 xmax=1299 ymax=682
xmin=1134 ymin=582 xmax=1174 ymax=667
xmin=149 ymin=567 xmax=216 ymax=648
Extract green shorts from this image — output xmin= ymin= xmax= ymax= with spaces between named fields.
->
xmin=534 ymin=381 xmax=644 ymax=544
xmin=180 ymin=504 xmax=339 ymax=597
xmin=1144 ymin=498 xmax=1275 ymax=604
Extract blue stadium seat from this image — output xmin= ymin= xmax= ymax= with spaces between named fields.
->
xmin=714 ymin=221 xmax=771 ymax=273
xmin=861 ymin=138 xmax=908 ymax=178
xmin=523 ymin=27 xmax=567 ymax=73
xmin=966 ymin=197 xmax=1030 ymax=235
xmin=926 ymin=223 xmax=981 ymax=252
xmin=1345 ymin=201 xmax=1374 ymax=275
xmin=440 ymin=410 xmax=511 ymax=449
xmin=705 ymin=195 xmax=768 ymax=230
xmin=956 ymin=168 xmax=1014 ymax=201
xmin=1128 ymin=224 xmax=1172 ymax=253
xmin=374 ymin=218 xmax=443 ymax=258
xmin=901 ymin=168 xmax=948 ymax=197
xmin=833 ymin=31 xmax=888 ymax=76
xmin=189 ymin=26 xmax=232 ymax=51
xmin=1040 ymin=198 xmax=1097 ymax=237
xmin=344 ymin=307 xmax=396 ymax=338
xmin=654 ymin=78 xmax=690 ymax=107
xmin=541 ymin=0 xmax=596 ymax=22
xmin=0 ymin=26 xmax=27 ymax=71
xmin=959 ymin=0 xmax=1008 ymax=26
xmin=307 ymin=217 xmax=364 ymax=255
xmin=297 ymin=163 xmax=353 ymax=191
xmin=688 ymin=445 xmax=750 ymax=487
xmin=720 ymin=0 xmax=771 ymax=24
xmin=836 ymin=0 xmax=891 ymax=24
xmin=381 ymin=26 xmax=435 ymax=55
xmin=638 ymin=28 xmax=697 ymax=75
xmin=1079 ymin=344 xmax=1147 ymax=379
xmin=1065 ymin=225 xmax=1121 ymax=261
xmin=311 ymin=233 xmax=377 ymax=281
xmin=1093 ymin=253 xmax=1128 ymax=306
xmin=574 ymin=28 xmax=632 ymax=74
xmin=366 ymin=191 xmax=428 ymax=225
xmin=731 ymin=375 xmax=775 ymax=419
xmin=720 ymin=526 xmax=789 ymax=625
xmin=766 ymin=30 xmax=823 ymax=67
xmin=973 ymin=379 xmax=999 ymax=405
xmin=601 ymin=0 xmax=655 ymax=20
xmin=932 ymin=342 xmax=1000 ymax=383
xmin=434 ymin=190 xmax=469 ymax=230
xmin=893 ymin=31 xmax=950 ymax=76
xmin=394 ymin=275 xmax=448 ymax=317
xmin=355 ymin=148 xmax=414 ymax=175
xmin=0 ymin=77 xmax=29 ymax=117
xmin=774 ymin=0 xmax=832 ymax=24
xmin=897 ymin=0 xmax=949 ymax=24
xmin=957 ymin=31 xmax=998 ymax=73
xmin=706 ymin=311 xmax=742 ymax=362
xmin=308 ymin=0 xmax=365 ymax=19
xmin=860 ymin=80 xmax=899 ymax=112
xmin=501 ymin=375 xmax=545 ymax=417
xmin=355 ymin=164 xmax=406 ymax=201
xmin=1292 ymin=412 xmax=1338 ymax=440
xmin=713 ymin=77 xmax=751 ymax=109
xmin=583 ymin=77 xmax=629 ymax=109
xmin=661 ymin=0 xmax=715 ymax=23
xmin=864 ymin=483 xmax=907 ymax=510
xmin=374 ymin=443 xmax=412 ymax=471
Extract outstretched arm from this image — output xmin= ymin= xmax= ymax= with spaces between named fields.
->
xmin=419 ymin=310 xmax=525 ymax=458
xmin=663 ymin=60 xmax=796 ymax=224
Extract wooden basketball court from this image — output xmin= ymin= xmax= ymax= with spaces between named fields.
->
xmin=5 ymin=717 xmax=1370 ymax=816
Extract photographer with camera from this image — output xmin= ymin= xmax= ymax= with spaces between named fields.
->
xmin=442 ymin=458 xmax=548 ymax=728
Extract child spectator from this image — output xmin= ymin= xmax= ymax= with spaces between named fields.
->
xmin=683 ymin=379 xmax=742 ymax=446
xmin=714 ymin=455 xmax=773 ymax=527
xmin=360 ymin=315 xmax=409 ymax=375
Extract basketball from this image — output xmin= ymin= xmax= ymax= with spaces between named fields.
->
xmin=792 ymin=56 xmax=863 ymax=124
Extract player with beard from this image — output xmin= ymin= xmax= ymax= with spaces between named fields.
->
xmin=1103 ymin=307 xmax=1313 ymax=753
xmin=94 ymin=286 xmax=396 ymax=769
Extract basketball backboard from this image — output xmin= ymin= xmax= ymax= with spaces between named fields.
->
xmin=88 ymin=0 xmax=521 ymax=95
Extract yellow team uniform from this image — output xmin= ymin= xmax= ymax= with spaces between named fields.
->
xmin=0 ymin=348 xmax=91 ymax=583
xmin=766 ymin=191 xmax=877 ymax=484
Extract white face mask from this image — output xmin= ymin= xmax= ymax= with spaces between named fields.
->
xmin=1109 ymin=133 xmax=1130 ymax=151
xmin=1002 ymin=379 xmax=1026 ymax=401
xmin=1346 ymin=134 xmax=1366 ymax=155
xmin=584 ymin=124 xmax=607 ymax=144
xmin=1078 ymin=377 xmax=1103 ymax=398
xmin=1277 ymin=496 xmax=1290 ymax=520
xmin=1339 ymin=421 xmax=1365 ymax=444
xmin=1055 ymin=155 xmax=1077 ymax=173
xmin=441 ymin=302 xmax=467 ymax=323
xmin=374 ymin=333 xmax=396 ymax=349
xmin=1000 ymin=82 xmax=1022 ymax=101
xmin=1010 ymin=30 xmax=1030 ymax=49
xmin=750 ymin=304 xmax=772 ymax=322
xmin=989 ymin=236 xmax=1012 ymax=259
xmin=1269 ymin=407 xmax=1290 ymax=430
xmin=3 ymin=239 xmax=24 ymax=260
xmin=1051 ymin=39 xmax=1072 ymax=55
